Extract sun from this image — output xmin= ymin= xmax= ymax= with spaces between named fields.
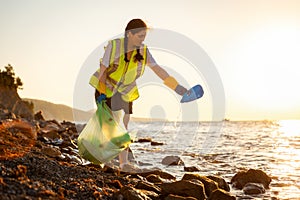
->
xmin=231 ymin=24 xmax=300 ymax=116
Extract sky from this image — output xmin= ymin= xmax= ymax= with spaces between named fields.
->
xmin=0 ymin=0 xmax=300 ymax=121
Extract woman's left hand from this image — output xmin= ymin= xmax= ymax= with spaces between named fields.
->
xmin=96 ymin=94 xmax=107 ymax=103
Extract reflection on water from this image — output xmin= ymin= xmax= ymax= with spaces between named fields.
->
xmin=278 ymin=120 xmax=300 ymax=137
xmin=271 ymin=120 xmax=300 ymax=200
xmin=130 ymin=120 xmax=300 ymax=200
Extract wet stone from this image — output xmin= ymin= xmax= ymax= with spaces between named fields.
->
xmin=137 ymin=138 xmax=152 ymax=143
xmin=113 ymin=185 xmax=151 ymax=200
xmin=162 ymin=156 xmax=184 ymax=166
xmin=243 ymin=182 xmax=266 ymax=195
xmin=150 ymin=141 xmax=164 ymax=146
xmin=138 ymin=169 xmax=176 ymax=180
xmin=182 ymin=173 xmax=218 ymax=197
xmin=135 ymin=180 xmax=161 ymax=194
xmin=184 ymin=165 xmax=201 ymax=172
xmin=207 ymin=175 xmax=230 ymax=192
xmin=161 ymin=179 xmax=206 ymax=200
xmin=231 ymin=169 xmax=271 ymax=189
xmin=146 ymin=174 xmax=164 ymax=184
xmin=34 ymin=111 xmax=44 ymax=121
xmin=208 ymin=189 xmax=236 ymax=200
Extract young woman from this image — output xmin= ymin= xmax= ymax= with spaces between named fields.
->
xmin=90 ymin=19 xmax=187 ymax=169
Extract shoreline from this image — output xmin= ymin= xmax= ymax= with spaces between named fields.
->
xmin=0 ymin=115 xmax=275 ymax=199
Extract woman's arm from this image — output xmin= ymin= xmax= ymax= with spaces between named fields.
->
xmin=146 ymin=48 xmax=187 ymax=95
xmin=149 ymin=64 xmax=169 ymax=80
xmin=149 ymin=64 xmax=187 ymax=95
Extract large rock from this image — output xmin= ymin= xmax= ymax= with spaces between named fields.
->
xmin=162 ymin=156 xmax=184 ymax=166
xmin=182 ymin=173 xmax=218 ymax=197
xmin=145 ymin=174 xmax=164 ymax=184
xmin=12 ymin=100 xmax=34 ymax=119
xmin=231 ymin=169 xmax=271 ymax=189
xmin=34 ymin=111 xmax=45 ymax=121
xmin=135 ymin=181 xmax=161 ymax=194
xmin=207 ymin=175 xmax=230 ymax=192
xmin=161 ymin=180 xmax=206 ymax=200
xmin=208 ymin=189 xmax=236 ymax=200
xmin=113 ymin=186 xmax=151 ymax=200
xmin=0 ymin=87 xmax=34 ymax=119
xmin=138 ymin=169 xmax=176 ymax=180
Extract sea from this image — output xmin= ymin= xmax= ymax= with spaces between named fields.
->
xmin=127 ymin=120 xmax=300 ymax=200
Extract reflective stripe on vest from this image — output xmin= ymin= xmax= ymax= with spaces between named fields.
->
xmin=90 ymin=38 xmax=147 ymax=102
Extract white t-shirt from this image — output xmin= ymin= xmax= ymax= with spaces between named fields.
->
xmin=101 ymin=39 xmax=158 ymax=68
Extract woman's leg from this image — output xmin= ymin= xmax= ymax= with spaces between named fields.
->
xmin=119 ymin=113 xmax=130 ymax=168
xmin=119 ymin=148 xmax=129 ymax=167
xmin=123 ymin=114 xmax=130 ymax=130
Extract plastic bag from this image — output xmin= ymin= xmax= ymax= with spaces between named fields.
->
xmin=77 ymin=102 xmax=131 ymax=164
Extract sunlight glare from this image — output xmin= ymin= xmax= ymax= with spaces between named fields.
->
xmin=278 ymin=120 xmax=300 ymax=137
xmin=232 ymin=25 xmax=300 ymax=112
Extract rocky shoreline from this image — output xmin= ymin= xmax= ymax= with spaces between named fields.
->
xmin=0 ymin=109 xmax=272 ymax=200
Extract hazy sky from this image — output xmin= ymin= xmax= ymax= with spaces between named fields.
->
xmin=1 ymin=0 xmax=300 ymax=121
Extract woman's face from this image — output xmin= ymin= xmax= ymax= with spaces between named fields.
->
xmin=128 ymin=29 xmax=147 ymax=47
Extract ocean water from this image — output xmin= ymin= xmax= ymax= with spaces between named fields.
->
xmin=128 ymin=120 xmax=300 ymax=200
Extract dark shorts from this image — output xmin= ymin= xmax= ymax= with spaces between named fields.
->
xmin=95 ymin=90 xmax=133 ymax=114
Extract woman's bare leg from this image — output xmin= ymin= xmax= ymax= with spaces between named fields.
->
xmin=119 ymin=114 xmax=130 ymax=168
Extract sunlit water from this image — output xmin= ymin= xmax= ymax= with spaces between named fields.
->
xmin=128 ymin=120 xmax=300 ymax=200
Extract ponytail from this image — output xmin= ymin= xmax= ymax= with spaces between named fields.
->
xmin=124 ymin=35 xmax=144 ymax=63
xmin=124 ymin=37 xmax=130 ymax=63
xmin=134 ymin=47 xmax=144 ymax=62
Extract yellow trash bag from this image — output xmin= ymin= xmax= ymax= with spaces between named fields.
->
xmin=77 ymin=102 xmax=131 ymax=164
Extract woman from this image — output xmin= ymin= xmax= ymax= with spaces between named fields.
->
xmin=90 ymin=19 xmax=187 ymax=169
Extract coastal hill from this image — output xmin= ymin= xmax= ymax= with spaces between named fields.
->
xmin=25 ymin=99 xmax=157 ymax=122
xmin=0 ymin=65 xmax=92 ymax=122
xmin=26 ymin=99 xmax=162 ymax=122
xmin=24 ymin=98 xmax=93 ymax=122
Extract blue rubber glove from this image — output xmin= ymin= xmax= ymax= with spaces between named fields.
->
xmin=96 ymin=94 xmax=106 ymax=104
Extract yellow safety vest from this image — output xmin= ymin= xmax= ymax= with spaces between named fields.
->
xmin=90 ymin=38 xmax=147 ymax=102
